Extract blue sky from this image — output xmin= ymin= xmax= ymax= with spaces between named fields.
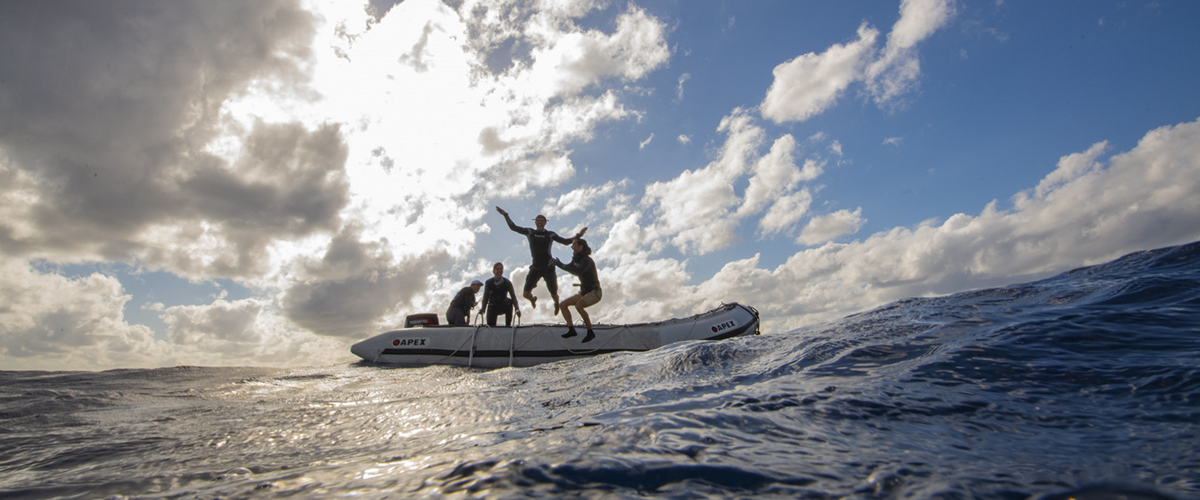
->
xmin=2 ymin=0 xmax=1199 ymax=370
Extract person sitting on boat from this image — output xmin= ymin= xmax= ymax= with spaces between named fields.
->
xmin=479 ymin=262 xmax=519 ymax=327
xmin=552 ymin=238 xmax=601 ymax=343
xmin=446 ymin=280 xmax=483 ymax=326
xmin=495 ymin=206 xmax=586 ymax=316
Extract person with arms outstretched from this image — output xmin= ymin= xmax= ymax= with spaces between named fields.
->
xmin=495 ymin=207 xmax=586 ymax=316
xmin=554 ymin=238 xmax=601 ymax=343
xmin=479 ymin=262 xmax=519 ymax=327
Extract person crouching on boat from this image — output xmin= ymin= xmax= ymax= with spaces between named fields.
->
xmin=446 ymin=280 xmax=483 ymax=326
xmin=480 ymin=262 xmax=519 ymax=327
xmin=552 ymin=238 xmax=601 ymax=343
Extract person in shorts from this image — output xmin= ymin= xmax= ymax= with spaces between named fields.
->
xmin=553 ymin=238 xmax=601 ymax=343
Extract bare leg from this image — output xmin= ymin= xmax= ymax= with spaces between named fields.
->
xmin=577 ymin=306 xmax=592 ymax=331
xmin=559 ymin=302 xmax=573 ymax=326
xmin=559 ymin=295 xmax=579 ymax=337
xmin=578 ymin=305 xmax=595 ymax=343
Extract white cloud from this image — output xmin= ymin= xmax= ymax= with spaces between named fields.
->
xmin=737 ymin=134 xmax=803 ymax=216
xmin=642 ymin=110 xmax=764 ymax=254
xmin=760 ymin=23 xmax=879 ymax=123
xmin=883 ymin=136 xmax=904 ymax=147
xmin=0 ymin=259 xmax=171 ymax=370
xmin=161 ymin=298 xmax=349 ymax=366
xmin=678 ymin=135 xmax=692 ymax=145
xmin=543 ymin=181 xmax=625 ymax=218
xmin=599 ymin=117 xmax=1200 ymax=333
xmin=1033 ymin=141 xmax=1106 ymax=197
xmin=760 ymin=190 xmax=815 ymax=236
xmin=639 ymin=133 xmax=655 ymax=150
xmin=676 ymin=72 xmax=692 ymax=101
xmin=523 ymin=4 xmax=670 ymax=98
xmin=797 ymin=208 xmax=867 ymax=245
xmin=761 ymin=0 xmax=955 ymax=123
xmin=866 ymin=0 xmax=956 ymax=105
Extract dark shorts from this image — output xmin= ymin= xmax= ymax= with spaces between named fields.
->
xmin=524 ymin=265 xmax=558 ymax=295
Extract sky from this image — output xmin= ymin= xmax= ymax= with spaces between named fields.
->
xmin=1 ymin=0 xmax=1199 ymax=371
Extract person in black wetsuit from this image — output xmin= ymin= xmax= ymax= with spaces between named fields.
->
xmin=445 ymin=280 xmax=482 ymax=326
xmin=479 ymin=262 xmax=519 ymax=327
xmin=495 ymin=207 xmax=586 ymax=316
xmin=553 ymin=238 xmax=601 ymax=343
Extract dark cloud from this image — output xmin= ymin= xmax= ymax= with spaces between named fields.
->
xmin=283 ymin=224 xmax=450 ymax=337
xmin=0 ymin=1 xmax=336 ymax=278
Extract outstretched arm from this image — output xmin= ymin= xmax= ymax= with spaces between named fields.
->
xmin=552 ymin=226 xmax=587 ymax=245
xmin=496 ymin=206 xmax=529 ymax=235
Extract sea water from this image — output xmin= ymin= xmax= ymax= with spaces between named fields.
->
xmin=2 ymin=242 xmax=1198 ymax=499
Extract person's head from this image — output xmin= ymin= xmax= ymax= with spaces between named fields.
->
xmin=470 ymin=280 xmax=483 ymax=292
xmin=533 ymin=214 xmax=547 ymax=230
xmin=572 ymin=238 xmax=591 ymax=257
xmin=492 ymin=262 xmax=504 ymax=278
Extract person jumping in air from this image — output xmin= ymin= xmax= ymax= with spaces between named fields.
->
xmin=495 ymin=207 xmax=586 ymax=316
xmin=553 ymin=238 xmax=601 ymax=343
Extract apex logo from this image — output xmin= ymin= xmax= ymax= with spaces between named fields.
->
xmin=710 ymin=320 xmax=736 ymax=333
xmin=393 ymin=338 xmax=428 ymax=347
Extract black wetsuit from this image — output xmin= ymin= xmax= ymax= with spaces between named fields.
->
xmin=555 ymin=252 xmax=599 ymax=295
xmin=445 ymin=286 xmax=476 ymax=325
xmin=480 ymin=277 xmax=517 ymax=327
xmin=503 ymin=214 xmax=574 ymax=294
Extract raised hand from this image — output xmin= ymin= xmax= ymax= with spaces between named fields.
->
xmin=496 ymin=206 xmax=508 ymax=217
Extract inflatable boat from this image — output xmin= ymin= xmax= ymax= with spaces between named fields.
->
xmin=351 ymin=302 xmax=759 ymax=368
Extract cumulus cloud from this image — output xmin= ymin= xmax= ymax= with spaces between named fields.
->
xmin=0 ymin=258 xmax=171 ymax=370
xmin=518 ymin=3 xmax=670 ymax=98
xmin=641 ymin=110 xmax=763 ymax=254
xmin=0 ymin=0 xmax=678 ymax=369
xmin=738 ymin=134 xmax=803 ymax=217
xmin=0 ymin=0 xmax=354 ymax=295
xmin=866 ymin=0 xmax=956 ymax=105
xmin=281 ymin=223 xmax=450 ymax=338
xmin=596 ymin=117 xmax=1200 ymax=333
xmin=797 ymin=208 xmax=867 ymax=246
xmin=0 ymin=254 xmax=355 ymax=369
xmin=6 ymin=1 xmax=1195 ymax=373
xmin=760 ymin=23 xmax=879 ymax=123
xmin=759 ymin=190 xmax=815 ymax=236
xmin=161 ymin=298 xmax=349 ymax=366
xmin=639 ymin=110 xmax=837 ymax=253
xmin=760 ymin=0 xmax=954 ymax=123
xmin=543 ymin=181 xmax=625 ymax=218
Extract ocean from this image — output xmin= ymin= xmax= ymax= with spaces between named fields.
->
xmin=2 ymin=241 xmax=1198 ymax=499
